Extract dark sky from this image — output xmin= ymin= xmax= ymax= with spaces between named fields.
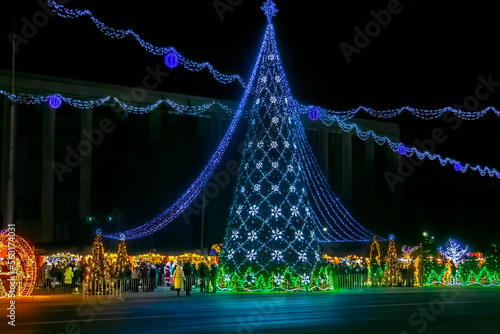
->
xmin=1 ymin=0 xmax=499 ymax=253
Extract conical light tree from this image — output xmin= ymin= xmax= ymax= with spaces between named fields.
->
xmin=219 ymin=1 xmax=322 ymax=288
xmin=86 ymin=229 xmax=111 ymax=294
xmin=116 ymin=234 xmax=129 ymax=275
xmin=382 ymin=235 xmax=402 ymax=286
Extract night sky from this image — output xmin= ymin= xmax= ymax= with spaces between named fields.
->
xmin=1 ymin=0 xmax=499 ymax=253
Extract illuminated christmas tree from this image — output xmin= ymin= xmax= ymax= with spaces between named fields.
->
xmin=467 ymin=271 xmax=478 ymax=285
xmin=426 ymin=270 xmax=440 ymax=285
xmin=86 ymin=230 xmax=111 ymax=295
xmin=478 ymin=267 xmax=491 ymax=285
xmin=115 ymin=234 xmax=129 ymax=275
xmin=219 ymin=0 xmax=322 ymax=286
xmin=382 ymin=235 xmax=402 ymax=286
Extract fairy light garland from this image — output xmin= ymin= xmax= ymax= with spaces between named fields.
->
xmin=0 ymin=90 xmax=234 ymax=116
xmin=325 ymin=117 xmax=500 ymax=179
xmin=298 ymin=103 xmax=500 ymax=121
xmin=45 ymin=0 xmax=246 ymax=87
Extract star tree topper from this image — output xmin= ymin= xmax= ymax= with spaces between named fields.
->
xmin=261 ymin=0 xmax=278 ymax=23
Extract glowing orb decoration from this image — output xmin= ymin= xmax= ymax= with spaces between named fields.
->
xmin=0 ymin=230 xmax=37 ymax=297
xmin=96 ymin=228 xmax=102 ymax=235
xmin=398 ymin=145 xmax=408 ymax=156
xmin=454 ymin=163 xmax=462 ymax=172
xmin=389 ymin=234 xmax=395 ymax=240
xmin=308 ymin=107 xmax=320 ymax=121
xmin=164 ymin=51 xmax=180 ymax=69
xmin=119 ymin=233 xmax=126 ymax=241
xmin=48 ymin=95 xmax=62 ymax=109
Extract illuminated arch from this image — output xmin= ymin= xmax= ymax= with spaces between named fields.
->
xmin=0 ymin=230 xmax=37 ymax=297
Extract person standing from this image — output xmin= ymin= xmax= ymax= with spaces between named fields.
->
xmin=149 ymin=264 xmax=157 ymax=292
xmin=209 ymin=260 xmax=218 ymax=293
xmin=183 ymin=261 xmax=194 ymax=296
xmin=64 ymin=267 xmax=74 ymax=292
xmin=170 ymin=261 xmax=177 ymax=291
xmin=173 ymin=262 xmax=185 ymax=297
xmin=199 ymin=260 xmax=208 ymax=293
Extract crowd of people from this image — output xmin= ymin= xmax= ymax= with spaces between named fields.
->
xmin=39 ymin=260 xmax=86 ymax=292
xmin=37 ymin=255 xmax=220 ymax=295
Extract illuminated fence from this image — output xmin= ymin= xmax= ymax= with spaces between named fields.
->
xmin=333 ymin=274 xmax=367 ymax=290
xmin=31 ymin=277 xmax=171 ymax=296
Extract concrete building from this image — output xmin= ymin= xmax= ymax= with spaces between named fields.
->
xmin=0 ymin=70 xmax=400 ymax=245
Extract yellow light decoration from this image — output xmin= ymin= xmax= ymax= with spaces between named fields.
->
xmin=413 ymin=256 xmax=421 ymax=286
xmin=370 ymin=236 xmax=381 ymax=265
xmin=0 ymin=230 xmax=37 ymax=297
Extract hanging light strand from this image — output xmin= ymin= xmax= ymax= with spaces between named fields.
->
xmin=297 ymin=103 xmax=500 ymax=121
xmin=46 ymin=0 xmax=246 ymax=87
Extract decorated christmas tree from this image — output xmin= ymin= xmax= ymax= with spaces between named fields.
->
xmin=426 ymin=270 xmax=440 ymax=285
xmin=477 ymin=267 xmax=492 ymax=285
xmin=218 ymin=0 xmax=322 ymax=288
xmin=467 ymin=271 xmax=478 ymax=285
xmin=115 ymin=234 xmax=129 ymax=275
xmin=382 ymin=236 xmax=402 ymax=286
xmin=86 ymin=230 xmax=111 ymax=294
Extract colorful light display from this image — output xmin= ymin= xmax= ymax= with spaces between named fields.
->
xmin=439 ymin=239 xmax=469 ymax=267
xmin=0 ymin=230 xmax=37 ymax=297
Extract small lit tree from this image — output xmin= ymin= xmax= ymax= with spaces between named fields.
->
xmin=115 ymin=234 xmax=129 ymax=275
xmin=86 ymin=230 xmax=110 ymax=295
xmin=382 ymin=236 xmax=402 ymax=286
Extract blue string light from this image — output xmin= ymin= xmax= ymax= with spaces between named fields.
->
xmin=297 ymin=103 xmax=500 ymax=121
xmin=325 ymin=117 xmax=500 ymax=179
xmin=218 ymin=14 xmax=323 ymax=281
xmin=46 ymin=0 xmax=246 ymax=87
xmin=2 ymin=87 xmax=498 ymax=179
xmin=0 ymin=90 xmax=234 ymax=116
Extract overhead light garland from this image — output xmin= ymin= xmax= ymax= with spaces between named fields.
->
xmin=45 ymin=0 xmax=246 ymax=87
xmin=297 ymin=103 xmax=500 ymax=121
xmin=0 ymin=90 xmax=234 ymax=116
xmin=2 ymin=89 xmax=499 ymax=179
xmin=331 ymin=118 xmax=500 ymax=179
